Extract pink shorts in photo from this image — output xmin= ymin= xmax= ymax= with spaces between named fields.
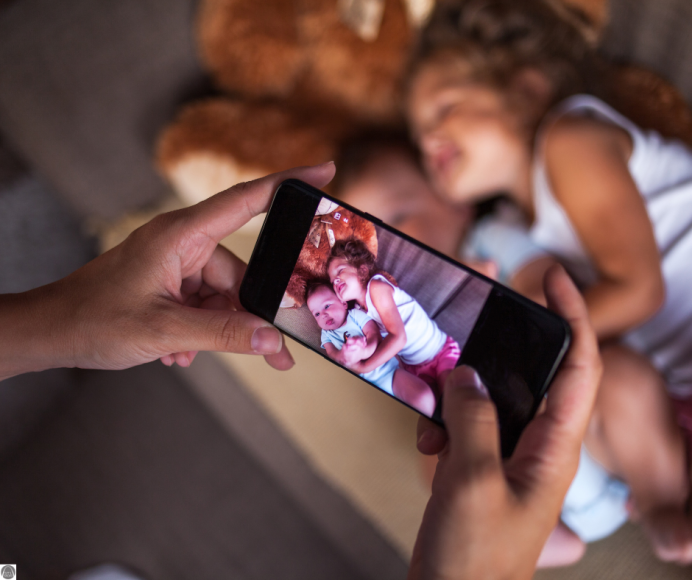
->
xmin=402 ymin=336 xmax=461 ymax=392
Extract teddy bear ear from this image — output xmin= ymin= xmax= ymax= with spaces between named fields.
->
xmin=316 ymin=199 xmax=339 ymax=215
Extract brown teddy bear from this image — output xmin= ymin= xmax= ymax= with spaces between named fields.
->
xmin=156 ymin=0 xmax=432 ymax=206
xmin=283 ymin=200 xmax=377 ymax=308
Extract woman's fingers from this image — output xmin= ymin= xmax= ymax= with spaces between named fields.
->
xmin=188 ymin=162 xmax=336 ymax=243
xmin=541 ymin=264 xmax=602 ymax=438
xmin=508 ymin=264 xmax=601 ymax=500
xmin=157 ymin=305 xmax=283 ymax=357
xmin=200 ymin=245 xmax=247 ymax=305
xmin=417 ymin=416 xmax=448 ymax=455
xmin=264 ymin=341 xmax=295 ymax=371
xmin=441 ymin=365 xmax=502 ymax=471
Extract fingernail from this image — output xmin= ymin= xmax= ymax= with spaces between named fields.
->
xmin=418 ymin=429 xmax=434 ymax=447
xmin=454 ymin=366 xmax=489 ymax=398
xmin=251 ymin=325 xmax=282 ymax=354
xmin=472 ymin=371 xmax=490 ymax=398
xmin=317 ymin=160 xmax=335 ymax=167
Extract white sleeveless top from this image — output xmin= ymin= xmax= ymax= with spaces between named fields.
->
xmin=531 ymin=95 xmax=692 ymax=397
xmin=364 ymin=274 xmax=447 ymax=366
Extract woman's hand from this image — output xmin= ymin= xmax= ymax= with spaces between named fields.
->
xmin=408 ymin=265 xmax=602 ymax=580
xmin=0 ymin=163 xmax=335 ymax=380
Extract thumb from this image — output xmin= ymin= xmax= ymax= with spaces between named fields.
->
xmin=442 ymin=365 xmax=502 ymax=470
xmin=188 ymin=162 xmax=336 ymax=243
xmin=163 ymin=305 xmax=284 ymax=356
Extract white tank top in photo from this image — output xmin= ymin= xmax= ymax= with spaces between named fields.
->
xmin=531 ymin=95 xmax=692 ymax=397
xmin=364 ymin=274 xmax=447 ymax=366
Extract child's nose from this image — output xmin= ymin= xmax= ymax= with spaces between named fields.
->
xmin=420 ymin=131 xmax=445 ymax=156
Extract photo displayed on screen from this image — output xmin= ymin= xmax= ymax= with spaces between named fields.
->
xmin=274 ymin=197 xmax=492 ymax=418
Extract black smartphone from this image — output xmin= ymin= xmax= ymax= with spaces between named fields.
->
xmin=240 ymin=179 xmax=571 ymax=456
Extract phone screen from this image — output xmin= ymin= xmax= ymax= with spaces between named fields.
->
xmin=241 ymin=179 xmax=570 ymax=455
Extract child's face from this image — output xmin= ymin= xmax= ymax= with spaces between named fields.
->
xmin=328 ymin=257 xmax=364 ymax=303
xmin=339 ymin=150 xmax=472 ymax=258
xmin=407 ymin=60 xmax=532 ymax=205
xmin=307 ymin=286 xmax=348 ymax=331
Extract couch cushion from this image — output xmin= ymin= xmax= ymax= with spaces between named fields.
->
xmin=0 ymin=0 xmax=206 ymax=218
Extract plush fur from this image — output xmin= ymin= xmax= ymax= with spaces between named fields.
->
xmin=157 ymin=0 xmax=415 ymax=206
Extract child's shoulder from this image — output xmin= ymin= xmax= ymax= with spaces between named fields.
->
xmin=545 ymin=114 xmax=631 ymax=157
xmin=542 ymin=113 xmax=633 ymax=200
xmin=368 ymin=276 xmax=395 ymax=294
xmin=349 ymin=307 xmax=373 ymax=325
xmin=543 ymin=100 xmax=633 ymax=166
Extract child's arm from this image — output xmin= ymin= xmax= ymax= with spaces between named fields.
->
xmin=352 ymin=280 xmax=407 ymax=375
xmin=345 ymin=319 xmax=381 ymax=360
xmin=544 ymin=116 xmax=665 ymax=340
xmin=323 ymin=342 xmax=342 ymax=362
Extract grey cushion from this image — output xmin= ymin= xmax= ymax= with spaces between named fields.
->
xmin=0 ymin=361 xmax=406 ymax=579
xmin=0 ymin=0 xmax=205 ymax=218
xmin=602 ymin=0 xmax=692 ymax=105
xmin=0 ymin=146 xmax=96 ymax=459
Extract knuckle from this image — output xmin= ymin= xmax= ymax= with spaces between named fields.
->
xmin=216 ymin=314 xmax=249 ymax=352
xmin=459 ymin=397 xmax=498 ymax=424
xmin=446 ymin=463 xmax=505 ymax=508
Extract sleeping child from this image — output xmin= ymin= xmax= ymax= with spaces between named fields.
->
xmin=306 ymin=282 xmax=437 ymax=416
xmin=332 ymin=134 xmax=689 ymax=566
xmin=325 ymin=239 xmax=461 ymax=396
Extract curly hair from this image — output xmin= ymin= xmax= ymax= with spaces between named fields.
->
xmin=409 ymin=0 xmax=605 ymax=109
xmin=327 ymin=239 xmax=378 ymax=285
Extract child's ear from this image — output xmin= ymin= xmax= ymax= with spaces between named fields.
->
xmin=510 ymin=68 xmax=554 ymax=124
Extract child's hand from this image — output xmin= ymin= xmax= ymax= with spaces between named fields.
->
xmin=340 ymin=335 xmax=368 ymax=367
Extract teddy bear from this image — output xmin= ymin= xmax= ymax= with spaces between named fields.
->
xmin=156 ymin=0 xmax=434 ymax=207
xmin=282 ymin=199 xmax=378 ymax=308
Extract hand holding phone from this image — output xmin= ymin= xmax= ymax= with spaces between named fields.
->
xmin=240 ymin=178 xmax=571 ymax=455
xmin=409 ymin=266 xmax=601 ymax=580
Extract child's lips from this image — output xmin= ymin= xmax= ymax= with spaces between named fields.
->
xmin=430 ymin=144 xmax=459 ymax=181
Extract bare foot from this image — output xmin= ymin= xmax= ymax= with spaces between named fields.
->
xmin=642 ymin=508 xmax=692 ymax=565
xmin=536 ymin=522 xmax=586 ymax=568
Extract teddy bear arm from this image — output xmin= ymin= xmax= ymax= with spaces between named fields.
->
xmin=198 ymin=0 xmax=307 ymax=98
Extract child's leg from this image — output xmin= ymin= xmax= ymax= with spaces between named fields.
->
xmin=392 ymin=369 xmax=437 ymax=416
xmin=585 ymin=344 xmax=692 ymax=564
xmin=536 ymin=522 xmax=586 ymax=568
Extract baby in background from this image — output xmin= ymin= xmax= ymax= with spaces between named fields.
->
xmin=306 ymin=282 xmax=437 ymax=416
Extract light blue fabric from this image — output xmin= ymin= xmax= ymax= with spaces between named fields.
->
xmin=321 ymin=308 xmax=373 ymax=349
xmin=464 ymin=202 xmax=548 ymax=285
xmin=561 ymin=447 xmax=630 ymax=542
xmin=321 ymin=309 xmax=399 ymax=395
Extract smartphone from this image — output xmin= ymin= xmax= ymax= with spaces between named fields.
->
xmin=240 ymin=179 xmax=571 ymax=456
